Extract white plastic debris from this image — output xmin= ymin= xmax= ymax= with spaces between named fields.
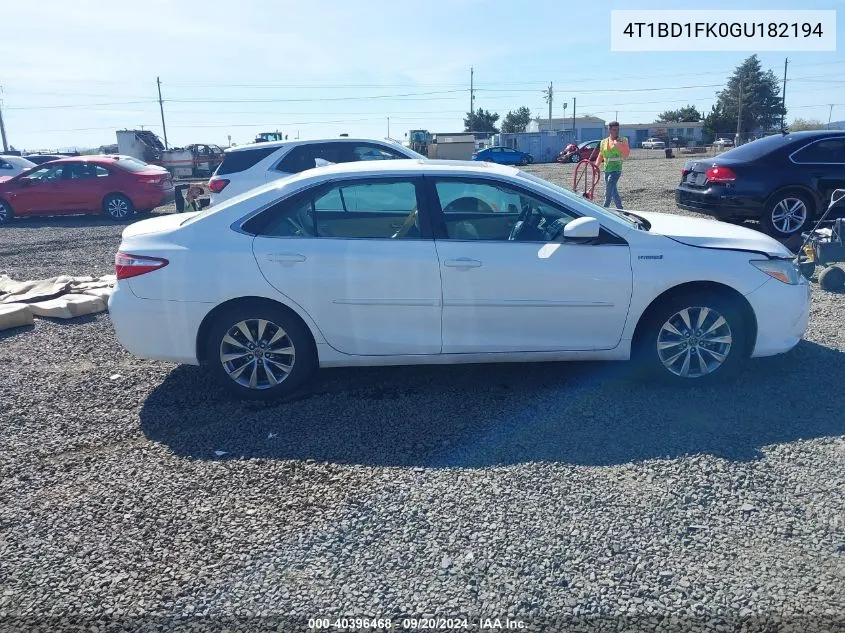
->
xmin=267 ymin=432 xmax=277 ymax=439
xmin=214 ymin=450 xmax=228 ymax=457
xmin=109 ymin=374 xmax=122 ymax=380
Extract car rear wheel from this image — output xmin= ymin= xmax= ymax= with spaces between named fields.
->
xmin=0 ymin=200 xmax=13 ymax=225
xmin=103 ymin=194 xmax=134 ymax=220
xmin=570 ymin=153 xmax=580 ymax=163
xmin=635 ymin=292 xmax=747 ymax=385
xmin=761 ymin=192 xmax=813 ymax=238
xmin=205 ymin=300 xmax=317 ymax=400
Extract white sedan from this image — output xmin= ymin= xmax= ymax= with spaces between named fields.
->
xmin=0 ymin=155 xmax=36 ymax=179
xmin=109 ymin=160 xmax=810 ymax=399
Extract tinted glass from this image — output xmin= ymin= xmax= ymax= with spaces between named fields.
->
xmin=216 ymin=146 xmax=279 ymax=175
xmin=350 ymin=144 xmax=405 ymax=161
xmin=254 ymin=180 xmax=421 ymax=240
xmin=276 ymin=143 xmax=345 ymax=174
xmin=27 ymin=164 xmax=64 ymax=181
xmin=115 ymin=158 xmax=153 ymax=172
xmin=435 ymin=179 xmax=576 ymax=242
xmin=66 ymin=163 xmax=96 ymax=179
xmin=792 ymin=138 xmax=845 ymax=163
xmin=716 ymin=134 xmax=788 ymax=161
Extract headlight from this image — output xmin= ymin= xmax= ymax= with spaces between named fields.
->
xmin=750 ymin=259 xmax=802 ymax=285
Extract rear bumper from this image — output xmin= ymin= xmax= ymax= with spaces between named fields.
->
xmin=675 ymin=185 xmax=764 ymax=219
xmin=745 ymin=277 xmax=811 ymax=358
xmin=108 ymin=283 xmax=210 ymax=365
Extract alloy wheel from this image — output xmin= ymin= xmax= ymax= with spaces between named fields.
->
xmin=219 ymin=318 xmax=296 ymax=390
xmin=0 ymin=203 xmax=8 ymax=223
xmin=108 ymin=197 xmax=130 ymax=218
xmin=656 ymin=306 xmax=733 ymax=378
xmin=770 ymin=197 xmax=808 ymax=235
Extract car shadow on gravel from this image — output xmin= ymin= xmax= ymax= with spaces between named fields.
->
xmin=140 ymin=340 xmax=845 ymax=468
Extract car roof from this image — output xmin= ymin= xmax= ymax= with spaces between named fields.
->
xmin=225 ymin=137 xmax=410 ymax=153
xmin=275 ymin=158 xmax=519 ymax=186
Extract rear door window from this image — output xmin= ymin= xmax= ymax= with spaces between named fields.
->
xmin=348 ymin=144 xmax=407 ymax=161
xmin=215 ymin=146 xmax=279 ymax=175
xmin=276 ymin=143 xmax=346 ymax=174
xmin=792 ymin=138 xmax=845 ymax=164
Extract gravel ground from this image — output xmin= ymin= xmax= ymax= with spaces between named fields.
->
xmin=1 ymin=159 xmax=843 ymax=633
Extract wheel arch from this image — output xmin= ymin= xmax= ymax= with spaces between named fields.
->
xmin=195 ymin=295 xmax=319 ymax=364
xmin=631 ymin=281 xmax=757 ymax=358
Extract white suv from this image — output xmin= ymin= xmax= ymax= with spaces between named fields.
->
xmin=207 ymin=138 xmax=425 ymax=205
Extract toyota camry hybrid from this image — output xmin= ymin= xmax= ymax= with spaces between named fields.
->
xmin=109 ymin=159 xmax=811 ymax=399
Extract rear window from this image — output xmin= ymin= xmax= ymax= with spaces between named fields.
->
xmin=716 ymin=134 xmax=788 ymax=162
xmin=216 ymin=146 xmax=279 ymax=175
xmin=115 ymin=158 xmax=153 ymax=172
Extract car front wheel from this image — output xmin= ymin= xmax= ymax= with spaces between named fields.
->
xmin=205 ymin=300 xmax=317 ymax=400
xmin=635 ymin=292 xmax=747 ymax=384
xmin=761 ymin=192 xmax=813 ymax=238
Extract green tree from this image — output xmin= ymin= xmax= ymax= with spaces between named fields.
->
xmin=789 ymin=118 xmax=826 ymax=132
xmin=464 ymin=108 xmax=500 ymax=133
xmin=501 ymin=106 xmax=532 ymax=133
xmin=657 ymin=105 xmax=701 ymax=123
xmin=703 ymin=54 xmax=786 ymax=139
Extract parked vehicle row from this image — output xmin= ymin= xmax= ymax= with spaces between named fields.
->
xmin=109 ymin=159 xmax=810 ymax=400
xmin=676 ymin=130 xmax=845 ymax=239
xmin=0 ymin=155 xmax=174 ymax=223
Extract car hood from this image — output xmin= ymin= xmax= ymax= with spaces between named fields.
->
xmin=635 ymin=211 xmax=793 ymax=258
xmin=121 ymin=213 xmax=196 ymax=238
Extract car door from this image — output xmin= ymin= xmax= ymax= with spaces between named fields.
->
xmin=251 ymin=176 xmax=443 ymax=356
xmin=5 ymin=163 xmax=67 ymax=214
xmin=789 ymin=137 xmax=845 ymax=211
xmin=59 ymin=162 xmax=101 ymax=211
xmin=428 ymin=176 xmax=633 ymax=353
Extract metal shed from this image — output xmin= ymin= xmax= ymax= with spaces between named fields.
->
xmin=492 ymin=131 xmax=576 ymax=164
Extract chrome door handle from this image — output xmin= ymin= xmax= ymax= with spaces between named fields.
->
xmin=444 ymin=258 xmax=482 ymax=268
xmin=266 ymin=253 xmax=306 ymax=263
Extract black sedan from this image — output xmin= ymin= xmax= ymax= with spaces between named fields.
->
xmin=676 ymin=130 xmax=845 ymax=239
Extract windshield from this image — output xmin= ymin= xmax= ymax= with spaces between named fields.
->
xmin=516 ymin=171 xmax=640 ymax=227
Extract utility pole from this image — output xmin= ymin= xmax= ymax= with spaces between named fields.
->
xmin=781 ymin=57 xmax=789 ymax=131
xmin=543 ymin=82 xmax=554 ymax=130
xmin=572 ymin=97 xmax=576 ymax=140
xmin=0 ymin=87 xmax=8 ymax=153
xmin=156 ymin=76 xmax=169 ymax=150
xmin=387 ymin=117 xmax=390 ymax=139
xmin=469 ymin=67 xmax=475 ymax=131
xmin=829 ymin=104 xmax=835 ymax=128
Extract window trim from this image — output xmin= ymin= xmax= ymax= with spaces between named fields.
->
xmin=235 ymin=175 xmax=436 ymax=241
xmin=788 ymin=136 xmax=845 ymax=165
xmin=423 ymin=174 xmax=627 ymax=245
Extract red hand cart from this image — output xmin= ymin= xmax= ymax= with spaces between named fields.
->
xmin=572 ymin=159 xmax=600 ymax=201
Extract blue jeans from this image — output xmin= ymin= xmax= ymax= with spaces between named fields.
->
xmin=603 ymin=170 xmax=623 ymax=209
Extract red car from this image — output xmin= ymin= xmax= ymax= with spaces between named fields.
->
xmin=556 ymin=140 xmax=600 ymax=164
xmin=0 ymin=155 xmax=174 ymax=224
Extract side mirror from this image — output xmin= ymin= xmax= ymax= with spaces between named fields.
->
xmin=563 ymin=216 xmax=601 ymax=240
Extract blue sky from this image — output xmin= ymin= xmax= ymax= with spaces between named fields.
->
xmin=1 ymin=0 xmax=842 ymax=151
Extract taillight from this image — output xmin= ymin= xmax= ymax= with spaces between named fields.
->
xmin=137 ymin=175 xmax=162 ymax=184
xmin=115 ymin=252 xmax=169 ymax=280
xmin=208 ymin=177 xmax=229 ymax=193
xmin=705 ymin=166 xmax=737 ymax=183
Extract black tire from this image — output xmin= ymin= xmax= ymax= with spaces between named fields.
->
xmin=799 ymin=260 xmax=817 ymax=280
xmin=0 ymin=199 xmax=13 ymax=225
xmin=518 ymin=156 xmax=528 ymax=166
xmin=570 ymin=153 xmax=580 ymax=164
xmin=102 ymin=193 xmax=135 ymax=220
xmin=633 ymin=292 xmax=748 ymax=385
xmin=818 ymin=266 xmax=845 ymax=292
xmin=526 ymin=155 xmax=534 ymax=165
xmin=204 ymin=300 xmax=318 ymax=400
xmin=760 ymin=191 xmax=814 ymax=238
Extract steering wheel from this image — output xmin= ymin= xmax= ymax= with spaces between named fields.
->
xmin=508 ymin=203 xmax=536 ymax=241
